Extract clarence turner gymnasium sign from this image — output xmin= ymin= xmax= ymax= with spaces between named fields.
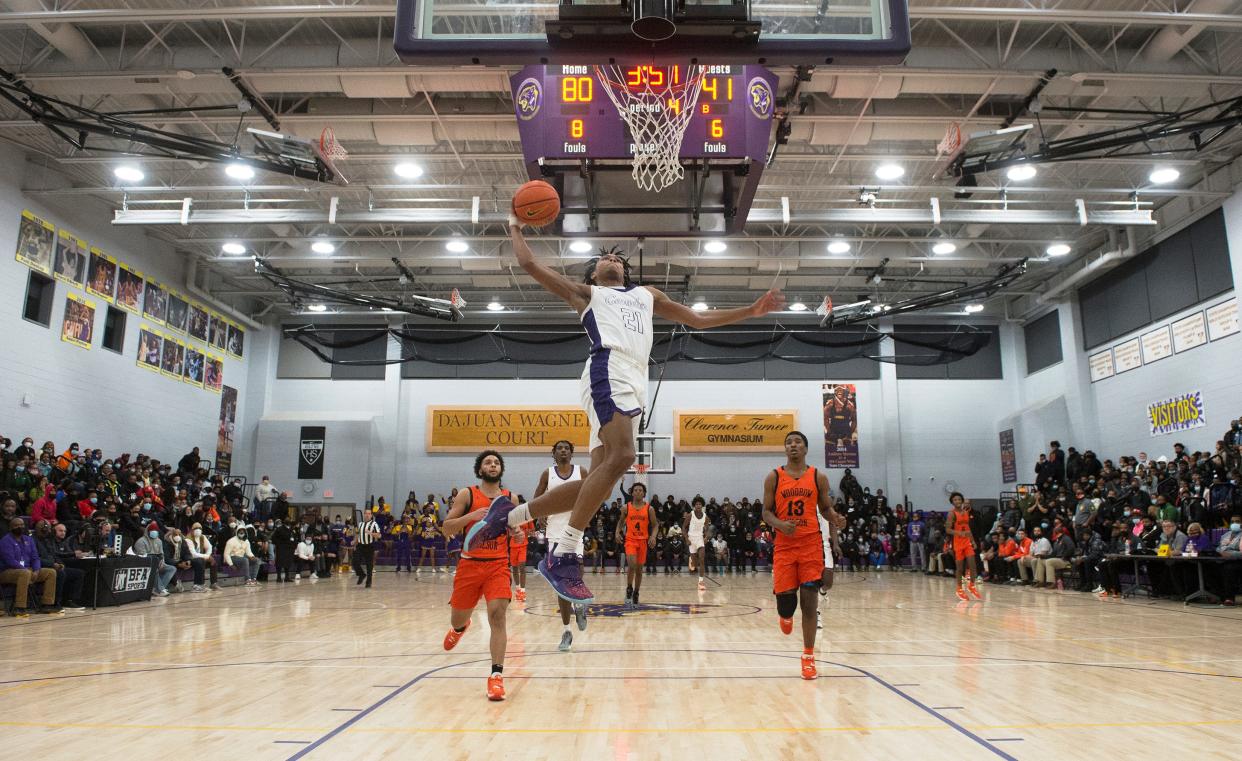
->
xmin=427 ymin=406 xmax=590 ymax=452
xmin=674 ymin=410 xmax=798 ymax=453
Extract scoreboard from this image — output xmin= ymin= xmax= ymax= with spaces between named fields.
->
xmin=512 ymin=64 xmax=778 ymax=162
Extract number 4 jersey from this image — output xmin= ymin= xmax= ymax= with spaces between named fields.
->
xmin=772 ymin=466 xmax=823 ymax=548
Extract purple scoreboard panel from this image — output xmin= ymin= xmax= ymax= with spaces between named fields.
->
xmin=512 ymin=64 xmax=777 ymax=163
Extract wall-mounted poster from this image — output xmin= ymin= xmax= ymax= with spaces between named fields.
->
xmin=822 ymin=382 xmax=859 ymax=468
xmin=216 ymin=385 xmax=238 ymax=474
xmin=1206 ymin=299 xmax=1239 ymax=341
xmin=226 ymin=322 xmax=244 ymax=358
xmin=204 ymin=354 xmax=224 ymax=393
xmin=86 ymin=248 xmax=117 ymax=302
xmin=1140 ymin=326 xmax=1172 ymax=365
xmin=999 ymin=428 xmax=1017 ymax=483
xmin=53 ymin=229 xmax=87 ymax=287
xmin=1088 ymin=349 xmax=1115 ymax=382
xmin=187 ymin=302 xmax=210 ymax=342
xmin=15 ymin=210 xmax=54 ymax=275
xmin=208 ymin=315 xmax=228 ymax=351
xmin=183 ymin=347 xmax=205 ymax=387
xmin=61 ymin=292 xmax=94 ymax=349
xmin=165 ymin=291 xmax=189 ymax=333
xmin=142 ymin=279 xmax=168 ymax=325
xmin=116 ymin=264 xmax=144 ymax=314
xmin=161 ymin=337 xmax=185 ymax=378
xmin=1148 ymin=389 xmax=1206 ymax=438
xmin=1172 ymin=311 xmax=1208 ymax=353
xmin=136 ymin=325 xmax=163 ymax=371
xmin=1113 ymin=338 xmax=1142 ymax=374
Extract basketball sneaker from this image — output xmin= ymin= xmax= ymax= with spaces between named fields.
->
xmin=463 ymin=494 xmax=517 ymax=554
xmin=801 ymin=655 xmax=817 ymax=680
xmin=559 ymin=629 xmax=573 ymax=652
xmin=955 ymin=586 xmax=968 ymax=601
xmin=537 ymin=551 xmax=594 ymax=604
xmin=697 ymin=579 xmax=706 ymax=591
xmin=442 ymin=621 xmax=470 ymax=651
xmin=574 ymin=603 xmax=588 ymax=631
xmin=816 ymin=609 xmax=822 ymax=630
xmin=515 ymin=588 xmax=526 ymax=603
xmin=967 ymin=581 xmax=982 ymax=600
xmin=779 ymin=616 xmax=793 ymax=635
xmin=486 ymin=673 xmax=505 ymax=701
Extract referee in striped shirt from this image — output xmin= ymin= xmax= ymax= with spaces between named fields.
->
xmin=355 ymin=508 xmax=381 ymax=588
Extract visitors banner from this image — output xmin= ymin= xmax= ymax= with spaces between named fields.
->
xmin=674 ymin=410 xmax=798 ymax=453
xmin=822 ymin=383 xmax=859 ymax=468
xmin=1148 ymin=390 xmax=1206 ymax=437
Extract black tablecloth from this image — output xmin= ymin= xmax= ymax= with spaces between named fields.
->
xmin=65 ymin=555 xmax=156 ymax=608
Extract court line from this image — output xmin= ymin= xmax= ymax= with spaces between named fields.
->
xmin=425 ymin=674 xmax=867 ymax=680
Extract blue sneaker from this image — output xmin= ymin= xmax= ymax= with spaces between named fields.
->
xmin=573 ymin=602 xmax=588 ymax=631
xmin=537 ymin=550 xmax=594 ymax=604
xmin=463 ymin=495 xmax=516 ymax=554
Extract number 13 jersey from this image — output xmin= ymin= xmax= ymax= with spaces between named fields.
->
xmin=773 ymin=466 xmax=822 ymax=548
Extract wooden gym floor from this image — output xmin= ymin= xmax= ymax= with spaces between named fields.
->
xmin=1 ymin=569 xmax=1239 ymax=760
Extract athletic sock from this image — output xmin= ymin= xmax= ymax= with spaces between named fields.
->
xmin=507 ymin=503 xmax=533 ymax=527
xmin=803 ymin=647 xmax=814 ymax=656
xmin=491 ymin=664 xmax=503 ymax=675
xmin=564 ymin=624 xmax=572 ymax=633
xmin=626 ymin=585 xmax=633 ymax=599
xmin=553 ymin=526 xmax=584 ymax=556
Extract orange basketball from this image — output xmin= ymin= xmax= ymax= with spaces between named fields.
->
xmin=513 ymin=180 xmax=561 ymax=227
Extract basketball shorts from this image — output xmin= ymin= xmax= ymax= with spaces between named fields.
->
xmin=625 ymin=538 xmax=648 ymax=565
xmin=688 ymin=536 xmax=705 ymax=554
xmin=581 ymin=351 xmax=648 ymax=451
xmin=509 ymin=541 xmax=528 ymax=566
xmin=449 ymin=558 xmax=511 ymax=609
xmin=821 ymin=535 xmax=835 ymax=569
xmin=772 ymin=541 xmax=826 ymax=594
xmin=953 ymin=538 xmax=975 ymax=562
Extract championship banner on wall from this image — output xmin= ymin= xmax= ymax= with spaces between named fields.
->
xmin=674 ymin=410 xmax=797 ymax=453
xmin=1148 ymin=390 xmax=1206 ymax=437
xmin=216 ymin=385 xmax=237 ymax=474
xmin=999 ymin=428 xmax=1017 ymax=483
xmin=427 ymin=406 xmax=590 ymax=452
xmin=822 ymin=383 xmax=859 ymax=468
xmin=298 ymin=425 xmax=326 ymax=479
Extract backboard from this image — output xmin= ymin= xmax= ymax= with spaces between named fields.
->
xmin=395 ymin=0 xmax=910 ymax=66
xmin=628 ymin=432 xmax=675 ymax=475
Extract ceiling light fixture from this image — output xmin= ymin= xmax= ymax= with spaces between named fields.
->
xmin=486 ymin=300 xmax=504 ymax=312
xmin=691 ymin=301 xmax=708 ymax=311
xmin=307 ymin=304 xmax=327 ymax=312
xmin=221 ymin=242 xmax=247 ymax=255
xmin=311 ymin=240 xmax=335 ymax=254
xmin=225 ymin=162 xmax=255 ymax=181
xmin=789 ymin=302 xmax=808 ymax=312
xmin=964 ymin=304 xmax=985 ymax=313
xmin=1006 ymin=164 xmax=1037 ymax=181
xmin=393 ymin=161 xmax=424 ymax=179
xmin=445 ymin=239 xmax=470 ymax=253
xmin=569 ymin=240 xmax=593 ymax=254
xmin=1148 ymin=167 xmax=1180 ymax=184
xmin=113 ymin=165 xmax=144 ymax=183
xmin=932 ymin=242 xmax=957 ymax=255
xmin=826 ymin=240 xmax=851 ymax=254
xmin=703 ymin=241 xmax=727 ymax=254
xmin=1045 ymin=243 xmax=1071 ymax=257
xmin=875 ymin=163 xmax=905 ymax=181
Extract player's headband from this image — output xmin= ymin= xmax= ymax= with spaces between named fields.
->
xmin=583 ymin=245 xmax=634 ymax=286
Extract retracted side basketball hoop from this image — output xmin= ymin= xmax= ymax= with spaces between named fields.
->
xmin=595 ymin=64 xmax=707 ymax=193
xmin=817 ymin=295 xmax=834 ymax=327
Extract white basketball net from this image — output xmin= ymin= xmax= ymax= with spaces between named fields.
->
xmin=595 ymin=65 xmax=706 ymax=193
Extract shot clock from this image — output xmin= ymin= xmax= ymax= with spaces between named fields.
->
xmin=512 ymin=64 xmax=777 ymax=163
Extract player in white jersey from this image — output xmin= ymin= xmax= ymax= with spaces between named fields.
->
xmin=464 ymin=214 xmax=785 ymax=605
xmin=533 ymin=440 xmax=589 ymax=651
xmin=816 ymin=509 xmax=839 ymax=629
xmin=683 ymin=496 xmax=708 ymax=590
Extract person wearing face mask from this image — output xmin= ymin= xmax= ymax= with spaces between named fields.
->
xmin=223 ymin=524 xmax=261 ymax=587
xmin=14 ymin=438 xmax=36 ymax=461
xmin=1018 ymin=526 xmax=1052 ymax=586
xmin=255 ymin=475 xmax=279 ymax=521
xmin=184 ymin=522 xmax=218 ymax=592
xmin=76 ymin=490 xmax=99 ymax=520
xmin=0 ymin=517 xmax=59 ymax=615
xmin=132 ymin=521 xmax=174 ymax=597
xmin=164 ymin=529 xmax=193 ymax=591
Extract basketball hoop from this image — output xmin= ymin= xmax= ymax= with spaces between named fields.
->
xmin=449 ymin=288 xmax=466 ymax=310
xmin=937 ymin=122 xmax=963 ymax=157
xmin=595 ymin=64 xmax=706 ymax=193
xmin=816 ymin=295 xmax=834 ymax=326
xmin=318 ymin=127 xmax=348 ymax=163
xmin=633 ymin=462 xmax=650 ymax=481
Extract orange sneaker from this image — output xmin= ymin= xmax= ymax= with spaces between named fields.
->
xmin=486 ymin=673 xmax=505 ymax=701
xmin=801 ymin=655 xmax=817 ymax=680
xmin=515 ymin=588 xmax=526 ymax=603
xmin=955 ymin=587 xmax=968 ymax=601
xmin=967 ymin=582 xmax=982 ymax=600
xmin=443 ymin=621 xmax=470 ymax=651
xmin=779 ymin=616 xmax=793 ymax=635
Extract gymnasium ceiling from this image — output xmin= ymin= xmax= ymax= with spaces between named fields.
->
xmin=6 ymin=0 xmax=1242 ymax=321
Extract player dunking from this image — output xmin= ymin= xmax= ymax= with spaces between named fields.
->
xmin=616 ymin=482 xmax=658 ymax=608
xmin=947 ymin=492 xmax=982 ymax=601
xmin=683 ymin=496 xmax=708 ymax=590
xmin=464 ymin=213 xmax=784 ymax=603
xmin=533 ymin=440 xmax=590 ymax=651
xmin=441 ymin=450 xmax=517 ymax=701
xmin=762 ymin=431 xmax=845 ymax=680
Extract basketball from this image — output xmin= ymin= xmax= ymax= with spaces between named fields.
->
xmin=512 ymin=180 xmax=560 ymax=227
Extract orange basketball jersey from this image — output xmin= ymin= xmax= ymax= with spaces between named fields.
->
xmin=773 ymin=466 xmax=822 ymax=548
xmin=950 ymin=508 xmax=972 ymax=540
xmin=625 ymin=502 xmax=650 ymax=542
xmin=462 ymin=485 xmax=512 ymax=561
